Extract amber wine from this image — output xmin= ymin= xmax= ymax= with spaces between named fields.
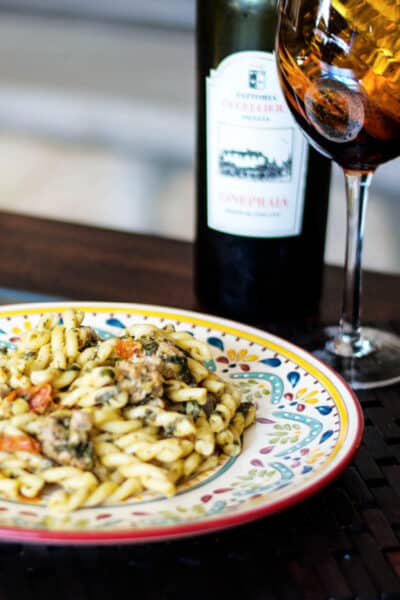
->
xmin=277 ymin=0 xmax=400 ymax=169
xmin=195 ymin=0 xmax=332 ymax=326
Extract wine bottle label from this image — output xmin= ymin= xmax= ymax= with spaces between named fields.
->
xmin=206 ymin=51 xmax=309 ymax=238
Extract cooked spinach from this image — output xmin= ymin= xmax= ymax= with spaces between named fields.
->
xmin=72 ymin=441 xmax=94 ymax=460
xmin=141 ymin=337 xmax=159 ymax=356
xmin=164 ymin=354 xmax=195 ymax=385
xmin=94 ymin=388 xmax=117 ymax=404
xmin=100 ymin=367 xmax=115 ymax=379
xmin=185 ymin=401 xmax=202 ymax=420
xmin=237 ymin=402 xmax=253 ymax=416
xmin=55 ymin=416 xmax=71 ymax=428
xmin=203 ymin=393 xmax=217 ymax=417
xmin=54 ymin=442 xmax=69 ymax=453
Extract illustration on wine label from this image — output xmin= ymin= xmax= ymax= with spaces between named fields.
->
xmin=219 ymin=145 xmax=292 ymax=181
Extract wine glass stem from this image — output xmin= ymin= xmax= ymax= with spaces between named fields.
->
xmin=332 ymin=170 xmax=374 ymax=358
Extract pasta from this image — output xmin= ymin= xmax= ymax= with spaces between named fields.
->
xmin=0 ymin=310 xmax=256 ymax=511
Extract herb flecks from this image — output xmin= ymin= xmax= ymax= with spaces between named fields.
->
xmin=141 ymin=337 xmax=159 ymax=356
xmin=164 ymin=354 xmax=195 ymax=385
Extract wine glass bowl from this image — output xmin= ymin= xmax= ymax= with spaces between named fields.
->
xmin=277 ymin=0 xmax=400 ymax=170
xmin=276 ymin=0 xmax=400 ymax=389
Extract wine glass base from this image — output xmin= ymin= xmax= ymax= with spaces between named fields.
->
xmin=313 ymin=327 xmax=400 ymax=390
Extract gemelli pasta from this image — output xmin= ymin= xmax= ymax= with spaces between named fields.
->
xmin=0 ymin=310 xmax=256 ymax=511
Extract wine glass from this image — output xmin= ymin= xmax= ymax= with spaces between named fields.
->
xmin=275 ymin=0 xmax=400 ymax=389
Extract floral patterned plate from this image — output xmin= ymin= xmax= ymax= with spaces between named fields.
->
xmin=0 ymin=302 xmax=363 ymax=545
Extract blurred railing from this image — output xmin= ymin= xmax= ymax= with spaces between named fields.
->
xmin=0 ymin=0 xmax=195 ymax=29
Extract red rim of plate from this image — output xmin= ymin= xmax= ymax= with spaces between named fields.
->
xmin=0 ymin=303 xmax=364 ymax=545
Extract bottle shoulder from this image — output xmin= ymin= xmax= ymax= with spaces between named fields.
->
xmin=197 ymin=0 xmax=278 ymax=62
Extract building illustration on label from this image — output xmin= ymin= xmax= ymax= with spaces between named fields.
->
xmin=219 ymin=148 xmax=292 ymax=181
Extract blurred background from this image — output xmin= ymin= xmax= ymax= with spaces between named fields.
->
xmin=0 ymin=0 xmax=397 ymax=273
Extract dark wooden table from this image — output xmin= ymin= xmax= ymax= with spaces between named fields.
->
xmin=0 ymin=211 xmax=399 ymax=600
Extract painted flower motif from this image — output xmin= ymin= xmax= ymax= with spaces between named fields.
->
xmin=237 ymin=380 xmax=270 ymax=405
xmin=216 ymin=347 xmax=260 ymax=372
xmin=9 ymin=319 xmax=32 ymax=343
xmin=306 ymin=448 xmax=325 ymax=465
xmin=284 ymin=386 xmax=325 ymax=412
xmin=226 ymin=348 xmax=259 ymax=362
xmin=11 ymin=320 xmax=32 ymax=336
xmin=295 ymin=387 xmax=320 ymax=404
xmin=267 ymin=423 xmax=301 ymax=445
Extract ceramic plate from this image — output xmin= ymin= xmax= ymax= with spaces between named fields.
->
xmin=0 ymin=302 xmax=363 ymax=544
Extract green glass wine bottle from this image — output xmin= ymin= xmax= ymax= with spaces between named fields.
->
xmin=195 ymin=0 xmax=331 ymax=327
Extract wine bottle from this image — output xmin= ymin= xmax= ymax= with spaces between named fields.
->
xmin=195 ymin=0 xmax=331 ymax=327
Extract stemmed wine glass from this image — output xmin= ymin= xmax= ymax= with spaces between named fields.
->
xmin=275 ymin=0 xmax=400 ymax=389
